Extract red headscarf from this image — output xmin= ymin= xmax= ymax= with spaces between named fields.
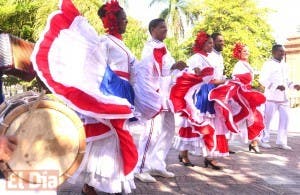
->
xmin=193 ymin=31 xmax=210 ymax=56
xmin=232 ymin=42 xmax=246 ymax=60
xmin=101 ymin=0 xmax=123 ymax=39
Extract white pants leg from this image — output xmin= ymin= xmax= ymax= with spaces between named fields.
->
xmin=276 ymin=103 xmax=289 ymax=145
xmin=135 ymin=119 xmax=155 ymax=173
xmin=135 ymin=111 xmax=175 ymax=173
xmin=150 ymin=111 xmax=175 ymax=171
xmin=261 ymin=101 xmax=276 ymax=143
xmin=262 ymin=101 xmax=290 ymax=145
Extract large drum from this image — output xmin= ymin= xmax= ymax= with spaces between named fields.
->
xmin=0 ymin=91 xmax=85 ymax=188
xmin=0 ymin=33 xmax=35 ymax=81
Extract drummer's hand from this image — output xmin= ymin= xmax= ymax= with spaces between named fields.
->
xmin=1 ymin=68 xmax=13 ymax=74
xmin=0 ymin=136 xmax=17 ymax=162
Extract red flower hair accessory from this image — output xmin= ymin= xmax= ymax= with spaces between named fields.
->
xmin=233 ymin=42 xmax=246 ymax=60
xmin=193 ymin=31 xmax=209 ymax=54
xmin=101 ymin=0 xmax=122 ymax=38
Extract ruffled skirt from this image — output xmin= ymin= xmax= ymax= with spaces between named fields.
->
xmin=68 ymin=134 xmax=135 ymax=194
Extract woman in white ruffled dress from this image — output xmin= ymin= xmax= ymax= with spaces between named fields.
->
xmin=171 ymin=31 xmax=229 ymax=169
xmin=230 ymin=43 xmax=266 ymax=153
xmin=31 ymin=0 xmax=140 ymax=194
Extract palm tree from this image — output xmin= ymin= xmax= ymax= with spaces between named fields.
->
xmin=149 ymin=0 xmax=196 ymax=40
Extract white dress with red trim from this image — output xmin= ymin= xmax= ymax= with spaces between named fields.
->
xmin=171 ymin=53 xmax=237 ymax=157
xmin=30 ymin=0 xmax=138 ymax=193
xmin=171 ymin=70 xmax=209 ymax=156
xmin=170 ymin=55 xmax=216 ymax=156
xmin=209 ymin=60 xmax=266 ymax=144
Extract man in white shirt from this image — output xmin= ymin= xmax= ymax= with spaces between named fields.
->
xmin=207 ymin=33 xmax=235 ymax=154
xmin=259 ymin=44 xmax=300 ymax=150
xmin=207 ymin=32 xmax=225 ymax=82
xmin=134 ymin=18 xmax=186 ymax=183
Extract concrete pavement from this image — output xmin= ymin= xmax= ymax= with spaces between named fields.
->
xmin=58 ymin=108 xmax=300 ymax=195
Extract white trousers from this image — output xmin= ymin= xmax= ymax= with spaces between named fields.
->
xmin=135 ymin=111 xmax=175 ymax=173
xmin=261 ymin=101 xmax=290 ymax=145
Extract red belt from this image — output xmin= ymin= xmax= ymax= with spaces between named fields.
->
xmin=114 ymin=70 xmax=130 ymax=80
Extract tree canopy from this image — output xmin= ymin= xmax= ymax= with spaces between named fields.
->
xmin=0 ymin=0 xmax=275 ymax=89
xmin=189 ymin=0 xmax=274 ymax=80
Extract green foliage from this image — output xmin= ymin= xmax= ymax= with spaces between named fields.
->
xmin=150 ymin=0 xmax=191 ymax=40
xmin=0 ymin=0 xmax=40 ymax=41
xmin=165 ymin=37 xmax=190 ymax=61
xmin=188 ymin=0 xmax=274 ymax=88
xmin=0 ymin=0 xmax=276 ymax=92
xmin=123 ymin=17 xmax=148 ymax=59
xmin=33 ymin=0 xmax=104 ymax=41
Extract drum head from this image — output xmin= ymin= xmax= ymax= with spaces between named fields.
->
xmin=1 ymin=99 xmax=85 ymax=187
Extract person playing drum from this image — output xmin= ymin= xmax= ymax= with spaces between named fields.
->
xmin=0 ymin=136 xmax=17 ymax=162
xmin=0 ymin=31 xmax=36 ymax=104
xmin=0 ymin=135 xmax=17 ymax=179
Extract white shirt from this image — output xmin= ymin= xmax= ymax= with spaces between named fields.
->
xmin=187 ymin=53 xmax=215 ymax=84
xmin=207 ymin=49 xmax=225 ymax=80
xmin=102 ymin=35 xmax=136 ymax=81
xmin=187 ymin=53 xmax=212 ymax=72
xmin=138 ymin=39 xmax=175 ymax=109
xmin=232 ymin=60 xmax=254 ymax=79
xmin=141 ymin=39 xmax=174 ymax=77
xmin=259 ymin=58 xmax=293 ymax=102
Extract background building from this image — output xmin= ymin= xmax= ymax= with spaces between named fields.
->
xmin=285 ymin=36 xmax=300 ymax=107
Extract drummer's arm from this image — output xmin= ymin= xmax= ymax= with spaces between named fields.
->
xmin=2 ymin=69 xmax=36 ymax=82
xmin=0 ymin=136 xmax=17 ymax=162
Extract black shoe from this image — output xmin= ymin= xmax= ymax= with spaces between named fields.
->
xmin=204 ymin=158 xmax=222 ymax=170
xmin=229 ymin=150 xmax=235 ymax=154
xmin=249 ymin=144 xmax=261 ymax=154
xmin=178 ymin=154 xmax=183 ymax=162
xmin=179 ymin=154 xmax=194 ymax=166
xmin=183 ymin=161 xmax=195 ymax=167
xmin=82 ymin=184 xmax=97 ymax=195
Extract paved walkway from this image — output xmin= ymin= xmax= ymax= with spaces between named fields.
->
xmin=58 ymin=108 xmax=300 ymax=195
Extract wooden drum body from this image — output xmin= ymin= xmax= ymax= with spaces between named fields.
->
xmin=0 ymin=92 xmax=85 ymax=187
